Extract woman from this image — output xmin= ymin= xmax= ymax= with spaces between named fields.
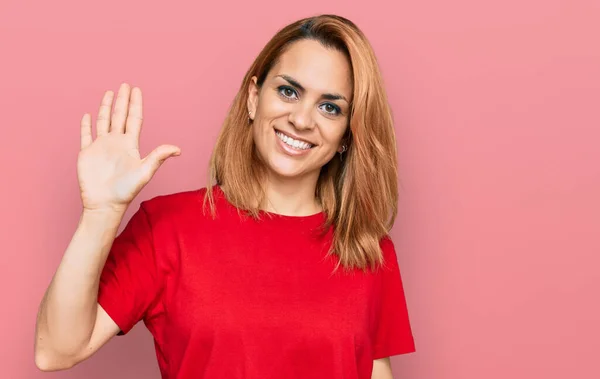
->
xmin=34 ymin=14 xmax=415 ymax=379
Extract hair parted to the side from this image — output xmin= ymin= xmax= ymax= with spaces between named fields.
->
xmin=205 ymin=14 xmax=399 ymax=272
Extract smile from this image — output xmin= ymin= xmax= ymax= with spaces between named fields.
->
xmin=275 ymin=130 xmax=315 ymax=150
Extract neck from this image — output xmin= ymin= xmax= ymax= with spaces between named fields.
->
xmin=261 ymin=172 xmax=322 ymax=216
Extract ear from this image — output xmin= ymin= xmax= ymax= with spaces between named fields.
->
xmin=247 ymin=76 xmax=259 ymax=121
xmin=337 ymin=129 xmax=351 ymax=152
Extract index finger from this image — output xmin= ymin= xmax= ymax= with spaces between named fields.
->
xmin=125 ymin=87 xmax=143 ymax=145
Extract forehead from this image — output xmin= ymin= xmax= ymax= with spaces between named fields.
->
xmin=270 ymin=39 xmax=353 ymax=99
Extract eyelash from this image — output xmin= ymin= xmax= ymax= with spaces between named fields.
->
xmin=277 ymin=85 xmax=342 ymax=116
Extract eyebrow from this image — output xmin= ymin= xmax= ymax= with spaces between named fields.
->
xmin=276 ymin=74 xmax=349 ymax=103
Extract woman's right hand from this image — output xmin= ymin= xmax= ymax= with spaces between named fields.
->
xmin=77 ymin=83 xmax=181 ymax=214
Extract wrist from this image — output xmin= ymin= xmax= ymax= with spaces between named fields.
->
xmin=80 ymin=207 xmax=126 ymax=226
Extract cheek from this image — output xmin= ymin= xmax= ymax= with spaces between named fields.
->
xmin=258 ymin=92 xmax=290 ymax=118
xmin=252 ymin=122 xmax=273 ymax=158
xmin=321 ymin=124 xmax=348 ymax=146
xmin=251 ymin=123 xmax=265 ymax=144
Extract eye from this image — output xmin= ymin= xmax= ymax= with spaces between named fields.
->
xmin=277 ymin=85 xmax=298 ymax=100
xmin=320 ymin=103 xmax=341 ymax=116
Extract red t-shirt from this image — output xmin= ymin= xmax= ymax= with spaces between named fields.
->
xmin=98 ymin=186 xmax=415 ymax=378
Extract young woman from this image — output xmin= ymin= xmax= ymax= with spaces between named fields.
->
xmin=34 ymin=14 xmax=415 ymax=379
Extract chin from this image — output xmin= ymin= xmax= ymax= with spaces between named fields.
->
xmin=266 ymin=157 xmax=307 ymax=178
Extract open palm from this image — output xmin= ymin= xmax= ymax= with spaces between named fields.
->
xmin=77 ymin=83 xmax=180 ymax=212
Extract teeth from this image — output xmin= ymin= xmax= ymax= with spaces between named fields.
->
xmin=276 ymin=131 xmax=313 ymax=150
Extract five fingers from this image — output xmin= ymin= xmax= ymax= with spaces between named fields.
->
xmin=79 ymin=84 xmax=181 ymax=191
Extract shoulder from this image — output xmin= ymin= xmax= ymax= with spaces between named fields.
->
xmin=379 ymin=235 xmax=396 ymax=256
xmin=137 ymin=186 xmax=216 ymax=226
xmin=379 ymin=235 xmax=400 ymax=270
xmin=142 ymin=187 xmax=203 ymax=211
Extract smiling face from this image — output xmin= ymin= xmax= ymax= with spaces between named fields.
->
xmin=247 ymin=39 xmax=353 ymax=182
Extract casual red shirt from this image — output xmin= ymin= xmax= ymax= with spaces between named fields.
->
xmin=98 ymin=186 xmax=415 ymax=378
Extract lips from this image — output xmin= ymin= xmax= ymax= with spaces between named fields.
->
xmin=274 ymin=128 xmax=316 ymax=147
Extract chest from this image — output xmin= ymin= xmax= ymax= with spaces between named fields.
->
xmin=162 ymin=221 xmax=381 ymax=351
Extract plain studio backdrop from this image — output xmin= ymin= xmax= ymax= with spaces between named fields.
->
xmin=0 ymin=0 xmax=598 ymax=378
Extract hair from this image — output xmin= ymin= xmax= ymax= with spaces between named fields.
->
xmin=205 ymin=14 xmax=399 ymax=272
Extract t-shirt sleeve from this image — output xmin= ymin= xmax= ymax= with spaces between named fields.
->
xmin=97 ymin=202 xmax=163 ymax=335
xmin=372 ymin=237 xmax=416 ymax=359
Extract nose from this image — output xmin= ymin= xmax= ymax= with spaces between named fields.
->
xmin=288 ymin=103 xmax=314 ymax=131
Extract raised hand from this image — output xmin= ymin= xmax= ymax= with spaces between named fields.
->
xmin=77 ymin=83 xmax=180 ymax=213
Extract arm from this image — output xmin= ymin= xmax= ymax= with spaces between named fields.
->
xmin=34 ymin=83 xmax=178 ymax=371
xmin=372 ymin=357 xmax=394 ymax=379
xmin=34 ymin=209 xmax=122 ymax=371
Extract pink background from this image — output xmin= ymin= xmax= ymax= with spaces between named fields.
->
xmin=1 ymin=0 xmax=599 ymax=378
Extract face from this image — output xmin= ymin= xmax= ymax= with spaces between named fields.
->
xmin=247 ymin=39 xmax=353 ymax=181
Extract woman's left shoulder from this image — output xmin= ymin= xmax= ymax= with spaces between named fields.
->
xmin=379 ymin=235 xmax=396 ymax=254
xmin=377 ymin=235 xmax=400 ymax=269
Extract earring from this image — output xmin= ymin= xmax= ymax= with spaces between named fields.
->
xmin=339 ymin=145 xmax=347 ymax=161
xmin=248 ymin=111 xmax=253 ymax=123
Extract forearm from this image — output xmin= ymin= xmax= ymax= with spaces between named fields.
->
xmin=35 ymin=209 xmax=124 ymax=359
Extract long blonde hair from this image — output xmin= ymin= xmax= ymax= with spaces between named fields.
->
xmin=205 ymin=14 xmax=399 ymax=272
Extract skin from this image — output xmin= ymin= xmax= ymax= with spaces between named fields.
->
xmin=35 ymin=84 xmax=166 ymax=371
xmin=35 ymin=40 xmax=396 ymax=378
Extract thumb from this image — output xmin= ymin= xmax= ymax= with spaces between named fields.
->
xmin=139 ymin=144 xmax=181 ymax=180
